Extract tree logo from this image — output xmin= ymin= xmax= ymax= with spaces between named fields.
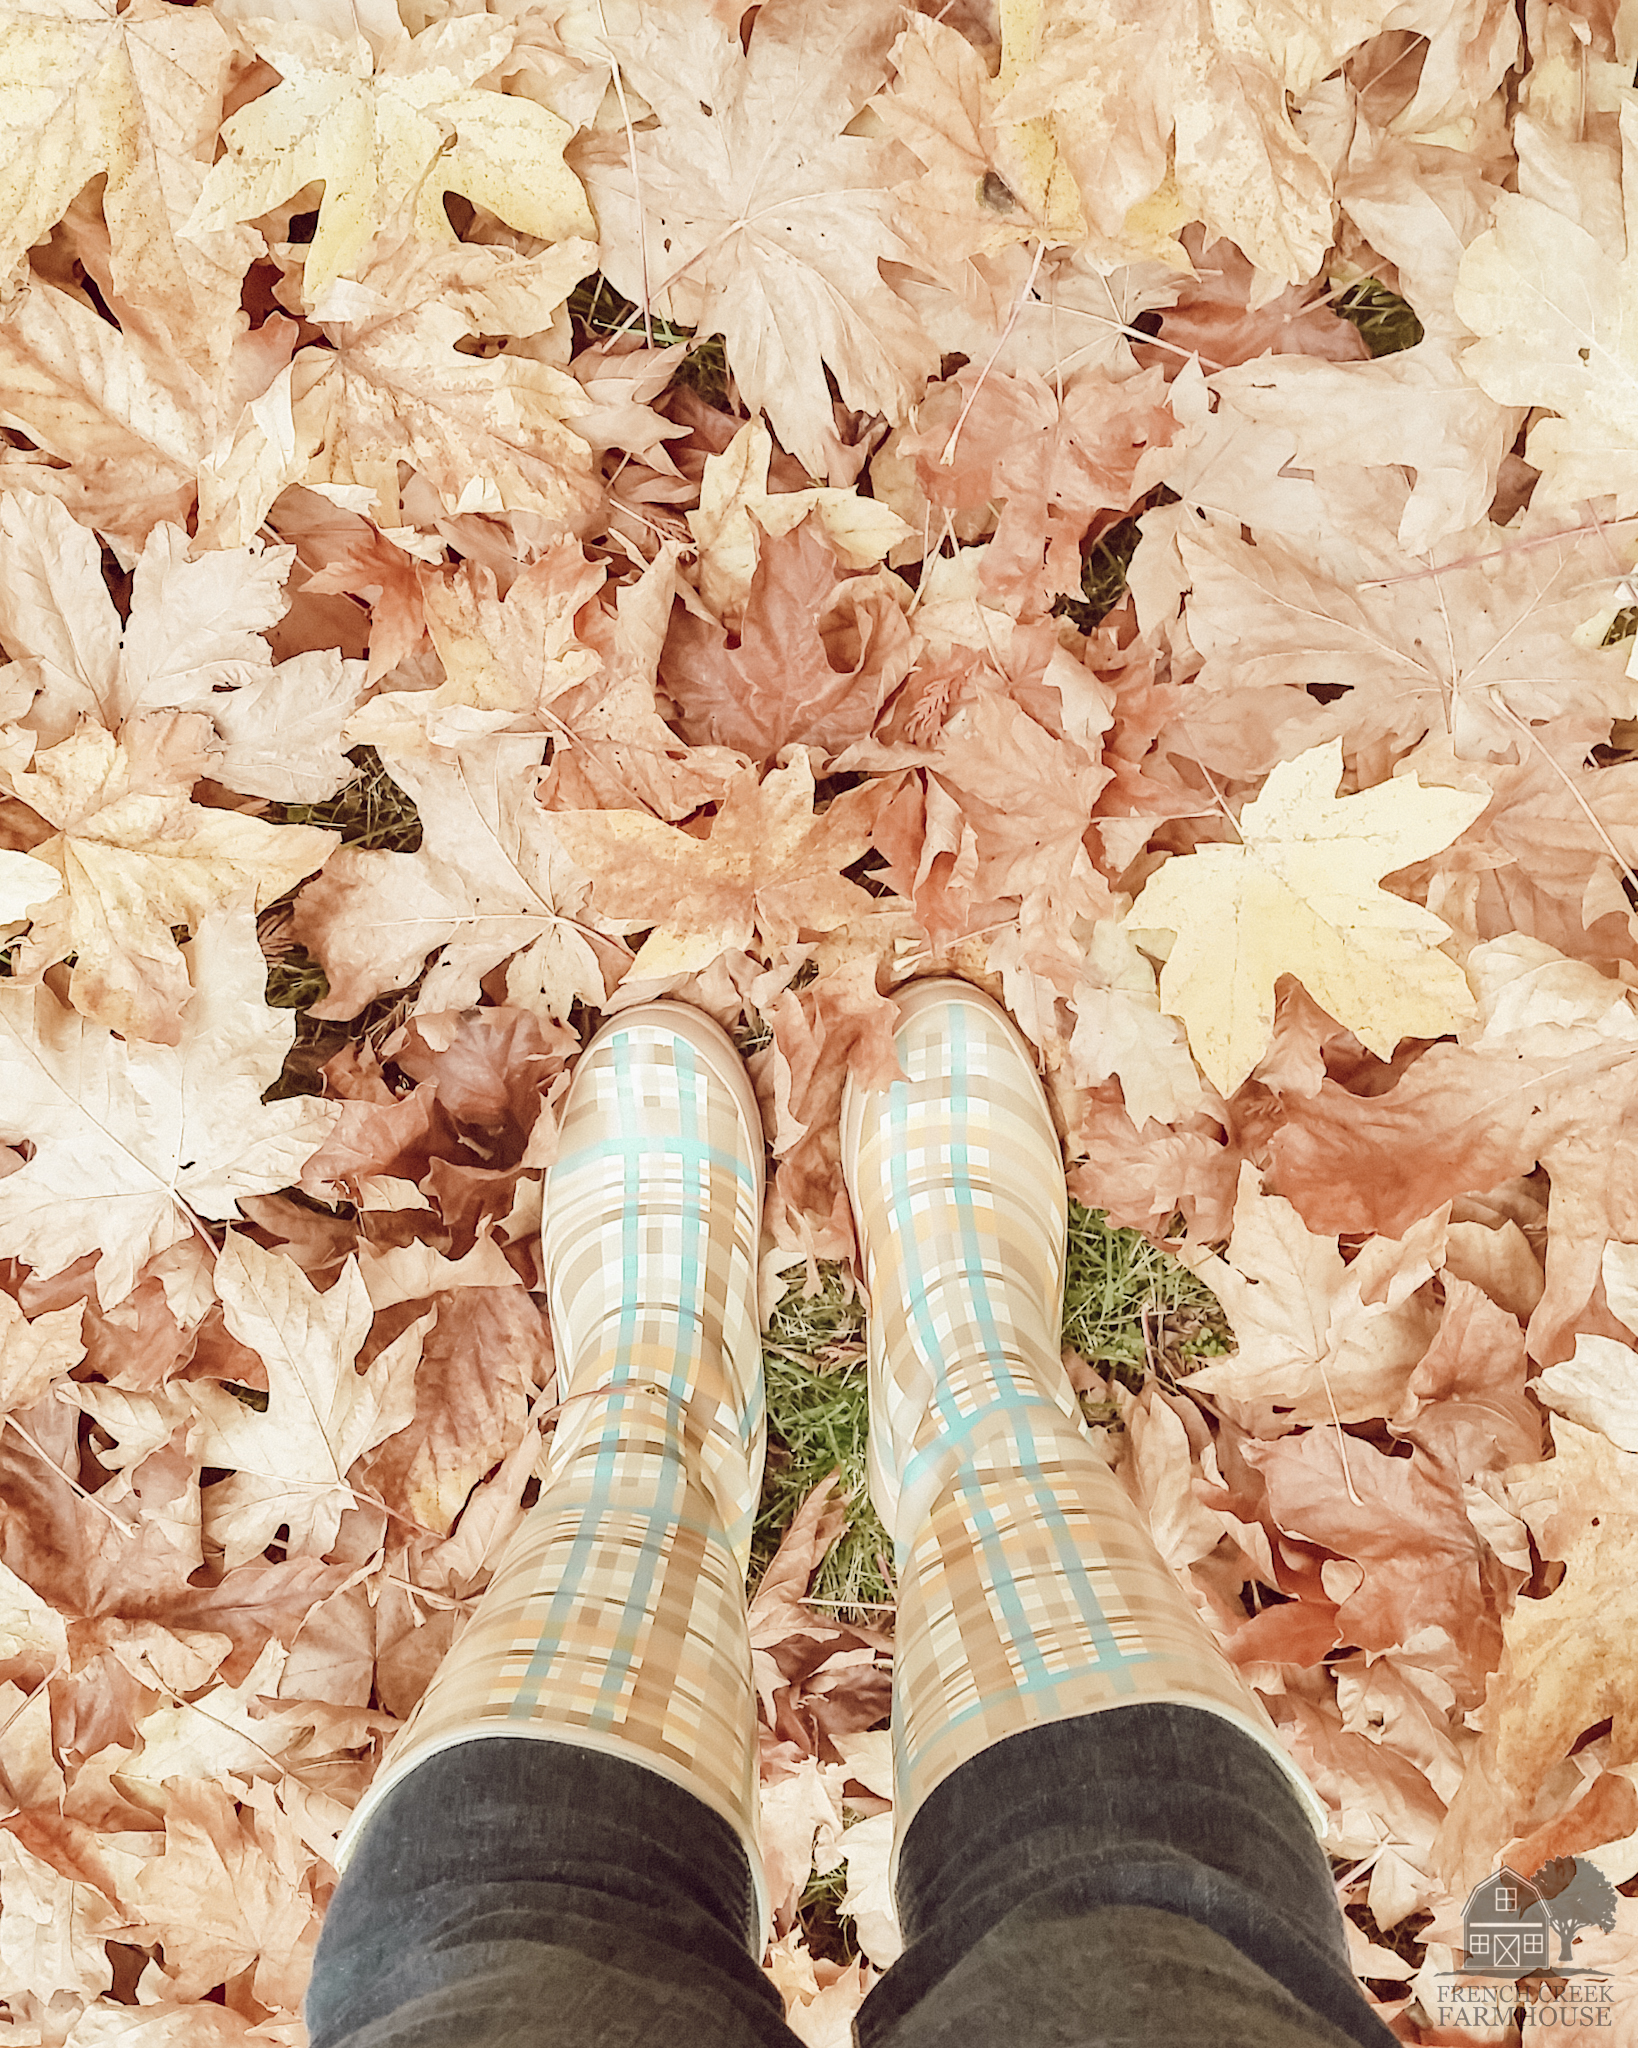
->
xmin=1459 ymin=1860 xmax=1616 ymax=1977
xmin=1535 ymin=1858 xmax=1619 ymax=1969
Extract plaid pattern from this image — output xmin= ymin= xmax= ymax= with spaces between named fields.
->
xmin=335 ymin=1007 xmax=772 ymax=1950
xmin=839 ymin=979 xmax=1329 ymax=1885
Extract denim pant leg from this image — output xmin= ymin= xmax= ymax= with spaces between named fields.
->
xmin=304 ymin=1739 xmax=799 ymax=2048
xmin=856 ymin=1702 xmax=1400 ymax=2048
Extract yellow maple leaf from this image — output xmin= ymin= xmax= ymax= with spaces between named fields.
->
xmin=1125 ymin=739 xmax=1487 ymax=1096
xmin=0 ymin=0 xmax=257 ymax=382
xmin=183 ymin=16 xmax=594 ymax=309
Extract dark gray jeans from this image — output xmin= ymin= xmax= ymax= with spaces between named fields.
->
xmin=305 ymin=1704 xmax=1398 ymax=2047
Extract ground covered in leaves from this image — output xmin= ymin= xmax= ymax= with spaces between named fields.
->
xmin=5 ymin=0 xmax=1638 ymax=2040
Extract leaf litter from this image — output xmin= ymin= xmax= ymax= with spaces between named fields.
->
xmin=3 ymin=0 xmax=1638 ymax=2038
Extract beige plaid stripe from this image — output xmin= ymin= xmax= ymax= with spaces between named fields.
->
xmin=841 ymin=980 xmax=1328 ymax=1881
xmin=336 ymin=1011 xmax=771 ymax=1949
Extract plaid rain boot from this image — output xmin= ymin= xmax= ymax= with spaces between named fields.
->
xmin=839 ymin=977 xmax=1327 ymax=1898
xmin=335 ymin=1003 xmax=773 ymax=1949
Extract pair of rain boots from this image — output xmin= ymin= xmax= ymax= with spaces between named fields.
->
xmin=336 ymin=980 xmax=1325 ymax=1954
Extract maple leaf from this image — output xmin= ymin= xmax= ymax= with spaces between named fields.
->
xmin=1179 ymin=1164 xmax=1443 ymax=1429
xmin=995 ymin=0 xmax=1394 ymax=297
xmin=0 ymin=493 xmax=366 ymax=793
xmin=0 ymin=0 xmax=260 ymax=383
xmin=1452 ymin=105 xmax=1638 ymax=516
xmin=1437 ymin=1417 xmax=1638 ymax=1886
xmin=574 ymin=0 xmax=940 ymax=477
xmin=117 ymin=1637 xmax=308 ymax=1792
xmin=127 ymin=1776 xmax=313 ymax=2003
xmin=351 ymin=540 xmax=749 ymax=817
xmin=341 ymin=538 xmax=605 ymax=754
xmin=5 ymin=718 xmax=338 ymax=1042
xmin=1246 ymin=1420 xmax=1498 ymax=1698
xmin=869 ymin=13 xmax=1069 ymax=308
xmin=289 ymin=236 xmax=605 ymax=533
xmin=182 ymin=14 xmax=595 ymax=310
xmin=290 ymin=731 xmax=621 ymax=1024
xmin=662 ymin=519 xmax=919 ymax=765
xmin=0 ymin=907 xmax=340 ymax=1310
xmin=545 ymin=749 xmax=901 ymax=981
xmin=0 ymin=275 xmax=306 ymax=559
xmin=189 ymin=1232 xmax=426 ymax=1570
xmin=1126 ymin=740 xmax=1488 ymax=1096
xmin=1165 ymin=500 xmax=1638 ymax=778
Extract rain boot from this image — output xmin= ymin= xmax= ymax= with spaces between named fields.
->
xmin=839 ymin=977 xmax=1327 ymax=1901
xmin=335 ymin=1003 xmax=773 ymax=1952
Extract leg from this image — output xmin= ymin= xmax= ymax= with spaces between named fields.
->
xmin=306 ymin=1741 xmax=791 ymax=2048
xmin=306 ymin=1006 xmax=797 ymax=2048
xmin=839 ymin=979 xmax=1395 ymax=2047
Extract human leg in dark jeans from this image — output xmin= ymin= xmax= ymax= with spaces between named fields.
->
xmin=307 ymin=982 xmax=1395 ymax=2046
xmin=306 ymin=1709 xmax=1394 ymax=2048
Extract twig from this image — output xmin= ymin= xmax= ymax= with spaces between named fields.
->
xmin=1318 ymin=1363 xmax=1364 ymax=1509
xmin=1355 ymin=514 xmax=1638 ymax=589
xmin=940 ymin=238 xmax=1046 ymax=468
xmin=3 ymin=1414 xmax=136 ymax=1533
xmin=595 ymin=0 xmax=654 ymax=345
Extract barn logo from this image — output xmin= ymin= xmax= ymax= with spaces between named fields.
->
xmin=1458 ymin=1860 xmax=1616 ymax=1978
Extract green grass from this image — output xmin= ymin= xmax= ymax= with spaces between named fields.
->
xmin=1060 ymin=1202 xmax=1232 ymax=1392
xmin=275 ymin=744 xmax=423 ymax=852
xmin=567 ymin=272 xmax=733 ymax=410
xmin=259 ymin=746 xmax=426 ymax=1100
xmin=1328 ymin=276 xmax=1424 ymax=358
xmin=750 ymin=1265 xmax=889 ymax=1621
xmin=748 ymin=1202 xmax=1233 ymax=1615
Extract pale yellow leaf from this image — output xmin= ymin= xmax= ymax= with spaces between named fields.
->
xmin=1126 ymin=739 xmax=1487 ymax=1095
xmin=184 ymin=16 xmax=594 ymax=308
xmin=0 ymin=906 xmax=340 ymax=1308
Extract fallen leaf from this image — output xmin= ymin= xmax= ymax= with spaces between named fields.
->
xmin=547 ymin=749 xmax=901 ymax=980
xmin=184 ymin=15 xmax=595 ymax=309
xmin=188 ymin=1233 xmax=427 ymax=1569
xmin=1127 ymin=739 xmax=1488 ymax=1095
xmin=6 ymin=719 xmax=337 ymax=1042
xmin=575 ymin=0 xmax=939 ymax=476
xmin=0 ymin=906 xmax=340 ymax=1309
xmin=291 ymin=731 xmax=618 ymax=1025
